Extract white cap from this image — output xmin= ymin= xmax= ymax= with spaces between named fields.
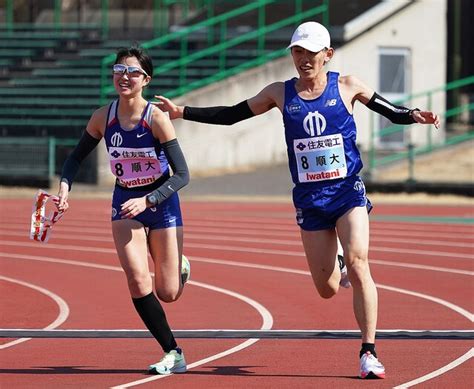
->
xmin=287 ymin=21 xmax=330 ymax=52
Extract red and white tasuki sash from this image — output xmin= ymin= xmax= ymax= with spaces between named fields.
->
xmin=30 ymin=190 xmax=65 ymax=243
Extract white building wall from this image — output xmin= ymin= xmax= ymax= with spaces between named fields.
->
xmin=98 ymin=0 xmax=446 ymax=183
xmin=330 ymin=0 xmax=446 ymax=149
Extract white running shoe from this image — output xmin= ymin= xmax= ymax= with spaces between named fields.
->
xmin=338 ymin=255 xmax=351 ymax=288
xmin=359 ymin=351 xmax=386 ymax=379
xmin=181 ymin=255 xmax=191 ymax=285
xmin=148 ymin=348 xmax=187 ymax=375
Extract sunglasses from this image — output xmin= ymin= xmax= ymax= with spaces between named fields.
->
xmin=113 ymin=64 xmax=149 ymax=77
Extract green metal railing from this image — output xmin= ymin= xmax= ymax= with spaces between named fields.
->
xmin=1 ymin=78 xmax=471 ymax=184
xmin=0 ymin=138 xmax=77 ymax=179
xmin=367 ymin=75 xmax=474 ymax=180
xmin=2 ymin=0 xmax=209 ymax=39
xmin=99 ymin=0 xmax=329 ymax=103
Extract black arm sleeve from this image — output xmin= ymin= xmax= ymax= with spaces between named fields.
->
xmin=60 ymin=131 xmax=100 ymax=191
xmin=147 ymin=138 xmax=189 ymax=206
xmin=183 ymin=100 xmax=255 ymax=125
xmin=366 ymin=92 xmax=419 ymax=125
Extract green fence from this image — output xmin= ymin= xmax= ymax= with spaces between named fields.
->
xmin=3 ymin=0 xmax=209 ymax=40
xmin=2 ymin=77 xmax=471 ymax=186
xmin=99 ymin=0 xmax=329 ymax=103
xmin=0 ymin=138 xmax=76 ymax=180
xmin=367 ymin=75 xmax=474 ymax=181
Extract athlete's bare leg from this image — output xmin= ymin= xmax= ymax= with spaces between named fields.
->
xmin=148 ymin=226 xmax=184 ymax=302
xmin=300 ymin=228 xmax=340 ymax=298
xmin=112 ymin=219 xmax=153 ymax=298
xmin=336 ymin=206 xmax=378 ymax=343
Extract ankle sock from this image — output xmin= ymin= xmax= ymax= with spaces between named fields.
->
xmin=360 ymin=343 xmax=377 ymax=358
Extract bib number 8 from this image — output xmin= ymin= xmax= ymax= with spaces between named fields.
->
xmin=114 ymin=162 xmax=124 ymax=177
xmin=300 ymin=156 xmax=309 ymax=170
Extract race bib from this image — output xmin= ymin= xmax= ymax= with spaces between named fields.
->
xmin=293 ymin=133 xmax=347 ymax=183
xmin=109 ymin=146 xmax=162 ymax=188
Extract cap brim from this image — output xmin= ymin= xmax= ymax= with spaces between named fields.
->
xmin=287 ymin=40 xmax=326 ymax=53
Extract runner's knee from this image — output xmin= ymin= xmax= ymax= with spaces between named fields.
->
xmin=316 ymin=283 xmax=338 ymax=299
xmin=347 ymin=258 xmax=370 ymax=287
xmin=156 ymin=286 xmax=181 ymax=303
xmin=126 ymin=272 xmax=153 ymax=297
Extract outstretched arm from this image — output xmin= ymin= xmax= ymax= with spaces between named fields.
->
xmin=153 ymin=82 xmax=282 ymax=125
xmin=342 ymin=75 xmax=440 ymax=128
xmin=366 ymin=92 xmax=440 ymax=128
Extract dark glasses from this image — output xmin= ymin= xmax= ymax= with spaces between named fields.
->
xmin=113 ymin=64 xmax=149 ymax=77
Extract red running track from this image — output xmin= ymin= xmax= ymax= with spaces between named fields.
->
xmin=0 ymin=198 xmax=473 ymax=388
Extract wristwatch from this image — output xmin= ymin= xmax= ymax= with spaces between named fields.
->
xmin=146 ymin=194 xmax=158 ymax=207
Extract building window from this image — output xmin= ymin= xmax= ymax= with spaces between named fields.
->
xmin=378 ymin=48 xmax=411 ymax=147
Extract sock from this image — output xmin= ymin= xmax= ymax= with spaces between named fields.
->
xmin=360 ymin=343 xmax=377 ymax=358
xmin=132 ymin=292 xmax=178 ymax=352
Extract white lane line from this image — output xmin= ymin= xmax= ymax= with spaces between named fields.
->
xmin=1 ymin=246 xmax=473 ymax=281
xmin=3 ymin=223 xmax=474 ymax=242
xmin=2 ymin=228 xmax=474 ymax=250
xmin=0 ymin=241 xmax=116 ymax=254
xmin=6 ymin=219 xmax=474 ymax=239
xmin=3 ymin=240 xmax=472 ymax=261
xmin=377 ymin=284 xmax=473 ymax=322
xmin=370 ymin=245 xmax=474 ymax=259
xmin=179 ymin=256 xmax=474 ymax=322
xmin=0 ymin=240 xmax=474 ymax=259
xmin=370 ymin=259 xmax=473 ymax=276
xmin=187 ymin=258 xmax=474 ymax=386
xmin=1 ymin=248 xmax=472 ymax=386
xmin=393 ymin=348 xmax=474 ymax=388
xmin=2 ymin=253 xmax=471 ymax=322
xmin=27 ymin=215 xmax=471 ymax=230
xmin=0 ymin=253 xmax=273 ymax=388
xmin=110 ymin=280 xmax=273 ymax=388
xmin=0 ymin=275 xmax=70 ymax=349
xmin=191 ymin=256 xmax=474 ymax=277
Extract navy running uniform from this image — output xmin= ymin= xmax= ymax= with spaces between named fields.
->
xmin=105 ymin=100 xmax=183 ymax=229
xmin=283 ymin=72 xmax=371 ymax=230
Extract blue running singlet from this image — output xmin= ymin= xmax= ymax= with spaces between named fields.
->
xmin=104 ymin=100 xmax=169 ymax=188
xmin=282 ymin=72 xmax=369 ymax=230
xmin=105 ymin=100 xmax=183 ymax=230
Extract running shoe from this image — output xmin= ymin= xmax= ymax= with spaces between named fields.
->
xmin=359 ymin=351 xmax=386 ymax=379
xmin=338 ymin=254 xmax=351 ymax=288
xmin=181 ymin=255 xmax=191 ymax=285
xmin=148 ymin=348 xmax=187 ymax=375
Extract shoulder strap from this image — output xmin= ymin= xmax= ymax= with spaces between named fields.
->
xmin=106 ymin=100 xmax=118 ymax=126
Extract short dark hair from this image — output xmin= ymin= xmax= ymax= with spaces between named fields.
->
xmin=114 ymin=46 xmax=153 ymax=78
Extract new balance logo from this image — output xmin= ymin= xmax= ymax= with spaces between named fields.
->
xmin=325 ymin=99 xmax=337 ymax=107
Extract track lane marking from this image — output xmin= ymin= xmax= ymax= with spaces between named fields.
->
xmin=1 ymin=240 xmax=473 ymax=260
xmin=111 ymin=280 xmax=273 ymax=388
xmin=1 ymin=252 xmax=472 ymax=386
xmin=0 ymin=275 xmax=69 ymax=349
xmin=393 ymin=348 xmax=473 ymax=388
xmin=0 ymin=253 xmax=273 ymax=387
xmin=5 ymin=220 xmax=474 ymax=238
xmin=2 ymin=228 xmax=473 ymax=249
xmin=1 ymin=253 xmax=472 ymax=322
